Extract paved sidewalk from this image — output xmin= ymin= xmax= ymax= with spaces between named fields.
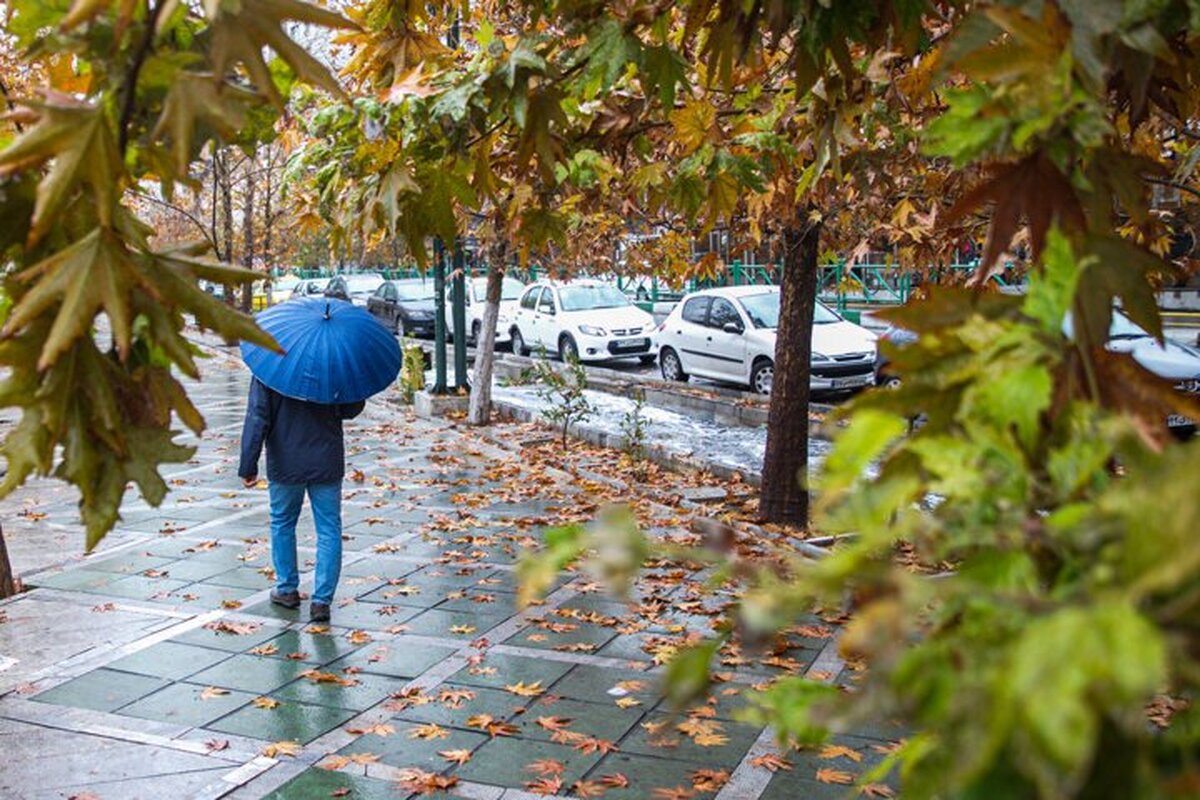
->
xmin=0 ymin=344 xmax=898 ymax=799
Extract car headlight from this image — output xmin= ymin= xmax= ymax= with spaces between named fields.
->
xmin=578 ymin=325 xmax=607 ymax=336
xmin=812 ymin=352 xmax=830 ymax=361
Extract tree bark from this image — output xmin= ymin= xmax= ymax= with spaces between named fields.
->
xmin=467 ymin=241 xmax=507 ymax=426
xmin=759 ymin=214 xmax=820 ymax=526
xmin=241 ymin=145 xmax=256 ymax=313
xmin=0 ymin=522 xmax=16 ymax=599
xmin=216 ymin=147 xmax=235 ymax=304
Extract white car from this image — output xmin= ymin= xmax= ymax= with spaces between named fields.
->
xmin=290 ymin=277 xmax=331 ymax=300
xmin=446 ymin=276 xmax=526 ymax=344
xmin=268 ymin=275 xmax=301 ymax=305
xmin=509 ymin=280 xmax=659 ymax=363
xmin=657 ymin=286 xmax=877 ymax=395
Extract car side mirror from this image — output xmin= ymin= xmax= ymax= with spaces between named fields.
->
xmin=723 ymin=322 xmax=743 ymax=334
xmin=540 ymin=304 xmax=555 ymax=315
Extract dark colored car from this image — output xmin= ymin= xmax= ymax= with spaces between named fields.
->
xmin=324 ymin=273 xmax=386 ymax=306
xmin=367 ymin=278 xmax=438 ymax=337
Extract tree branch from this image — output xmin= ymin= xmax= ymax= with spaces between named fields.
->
xmin=1142 ymin=174 xmax=1200 ymax=202
xmin=0 ymin=76 xmax=21 ymax=132
xmin=118 ymin=0 xmax=165 ymax=154
xmin=133 ymin=190 xmax=219 ymax=250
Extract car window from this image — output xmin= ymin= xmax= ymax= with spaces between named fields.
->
xmin=520 ymin=287 xmax=540 ymax=310
xmin=373 ymin=284 xmax=389 ymax=298
xmin=682 ymin=297 xmax=711 ymax=325
xmin=558 ymin=284 xmax=630 ymax=311
xmin=396 ymin=280 xmax=434 ymax=301
xmin=478 ymin=277 xmax=526 ymax=303
xmin=537 ymin=288 xmax=555 ymax=312
xmin=738 ymin=292 xmax=778 ymax=328
xmin=709 ymin=298 xmax=742 ymax=330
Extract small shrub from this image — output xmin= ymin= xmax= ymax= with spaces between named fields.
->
xmin=399 ymin=338 xmax=426 ymax=403
xmin=619 ymin=389 xmax=649 ymax=476
xmin=535 ymin=353 xmax=593 ymax=447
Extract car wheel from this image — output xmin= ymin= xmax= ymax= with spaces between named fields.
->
xmin=559 ymin=334 xmax=579 ymax=363
xmin=881 ymin=375 xmax=902 ymax=390
xmin=393 ymin=315 xmax=403 ymax=336
xmin=512 ymin=327 xmax=530 ymax=356
xmin=660 ymin=347 xmax=688 ymax=382
xmin=750 ymin=358 xmax=774 ymax=395
xmin=470 ymin=320 xmax=481 ymax=346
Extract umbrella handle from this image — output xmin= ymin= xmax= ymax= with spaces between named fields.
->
xmin=324 ymin=302 xmax=331 ymax=320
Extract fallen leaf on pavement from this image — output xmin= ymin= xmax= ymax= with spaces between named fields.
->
xmin=262 ymin=740 xmax=303 ymax=758
xmin=819 ymin=744 xmax=863 ymax=762
xmin=524 ymin=776 xmax=563 ymax=795
xmin=199 ymin=686 xmax=230 ymax=700
xmin=525 ymin=758 xmax=565 ymax=776
xmin=439 ymin=748 xmax=472 ymax=765
xmin=397 ymin=769 xmax=458 ymax=795
xmin=408 ymin=723 xmax=450 ymax=740
xmin=252 ymin=697 xmax=280 ymax=709
xmin=204 ymin=739 xmax=229 ymax=752
xmin=815 ymin=767 xmax=855 ymax=785
xmin=505 ymin=680 xmax=545 ymax=697
xmin=750 ymin=753 xmax=792 ymax=772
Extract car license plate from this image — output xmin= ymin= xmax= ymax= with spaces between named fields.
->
xmin=1167 ymin=414 xmax=1194 ymax=428
xmin=831 ymin=375 xmax=870 ymax=389
xmin=614 ymin=338 xmax=648 ymax=351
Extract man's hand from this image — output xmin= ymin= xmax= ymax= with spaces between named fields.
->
xmin=242 ymin=476 xmax=258 ymax=488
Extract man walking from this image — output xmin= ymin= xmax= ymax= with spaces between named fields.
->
xmin=238 ymin=376 xmax=364 ymax=622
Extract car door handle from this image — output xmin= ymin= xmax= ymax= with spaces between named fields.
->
xmin=706 ymin=336 xmax=712 ymax=342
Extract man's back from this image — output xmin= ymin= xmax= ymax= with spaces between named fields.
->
xmin=238 ymin=378 xmax=365 ymax=485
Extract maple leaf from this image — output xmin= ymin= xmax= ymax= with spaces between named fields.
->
xmin=466 ymin=713 xmax=495 ymax=730
xmin=204 ymin=739 xmax=229 ymax=752
xmin=252 ymin=696 xmax=281 ymax=709
xmin=615 ymin=696 xmax=642 ymax=708
xmin=408 ymin=723 xmax=450 ymax=740
xmin=692 ymin=732 xmax=729 ymax=747
xmin=571 ymin=779 xmax=606 ymax=798
xmin=815 ymin=768 xmax=856 ymax=785
xmin=397 ymin=769 xmax=459 ymax=795
xmin=450 ymin=624 xmax=477 ymax=635
xmin=199 ymin=686 xmax=230 ymax=700
xmin=0 ymin=96 xmax=120 ymax=247
xmin=750 ymin=753 xmax=792 ymax=772
xmin=525 ymin=758 xmax=566 ymax=776
xmin=819 ymin=744 xmax=864 ymax=763
xmin=574 ymin=736 xmax=619 ymax=755
xmin=249 ymin=643 xmax=280 ymax=656
xmin=535 ymin=715 xmax=573 ymax=731
xmin=863 ymin=784 xmax=897 ymax=798
xmin=651 ymin=786 xmax=696 ymax=800
xmin=331 ymin=789 xmax=351 ymax=798
xmin=690 ymin=768 xmax=730 ymax=791
xmin=204 ymin=620 xmax=261 ymax=636
xmin=346 ymin=629 xmax=373 ymax=644
xmin=505 ymin=680 xmax=545 ymax=697
xmin=439 ymin=748 xmax=472 ymax=765
xmin=345 ymin=723 xmax=395 ymax=737
xmin=261 ymin=740 xmax=303 ymax=758
xmin=348 ymin=752 xmax=381 ymax=765
xmin=319 ymin=755 xmax=351 ymax=770
xmin=600 ymin=773 xmax=630 ymax=788
xmin=151 ymin=72 xmax=253 ymax=176
xmin=438 ymin=687 xmax=476 ymax=708
xmin=525 ymin=776 xmax=564 ymax=795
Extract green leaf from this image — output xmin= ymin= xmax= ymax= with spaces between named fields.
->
xmin=152 ymin=72 xmax=255 ymax=176
xmin=4 ymin=228 xmax=152 ymax=368
xmin=820 ymin=408 xmax=907 ymax=495
xmin=0 ymin=97 xmax=121 ymax=246
xmin=663 ymin=638 xmax=721 ymax=710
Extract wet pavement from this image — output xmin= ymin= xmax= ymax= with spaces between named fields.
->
xmin=0 ymin=340 xmax=898 ymax=799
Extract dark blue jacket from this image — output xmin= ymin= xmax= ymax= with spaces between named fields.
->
xmin=238 ymin=378 xmax=365 ymax=485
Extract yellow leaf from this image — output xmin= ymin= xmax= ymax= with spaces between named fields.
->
xmin=504 ymin=680 xmax=545 ymax=697
xmin=199 ymin=686 xmax=229 ymax=700
xmin=439 ymin=748 xmax=472 ymax=765
xmin=815 ymin=767 xmax=855 ymax=785
xmin=252 ymin=696 xmax=281 ymax=709
xmin=262 ymin=740 xmax=303 ymax=758
xmin=408 ymin=723 xmax=450 ymax=740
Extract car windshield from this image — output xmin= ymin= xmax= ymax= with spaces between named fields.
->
xmin=1109 ymin=310 xmax=1151 ymax=339
xmin=558 ymin=285 xmax=631 ymax=311
xmin=738 ymin=292 xmax=840 ymax=329
xmin=473 ymin=278 xmax=525 ymax=303
xmin=346 ymin=276 xmax=384 ymax=294
xmin=396 ymin=280 xmax=435 ymax=301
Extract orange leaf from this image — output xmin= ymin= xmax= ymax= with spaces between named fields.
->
xmin=815 ymin=768 xmax=855 ymax=785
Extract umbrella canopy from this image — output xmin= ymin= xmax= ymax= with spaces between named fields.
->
xmin=240 ymin=297 xmax=401 ymax=404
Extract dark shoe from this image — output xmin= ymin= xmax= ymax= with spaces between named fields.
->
xmin=309 ymin=602 xmax=331 ymax=623
xmin=270 ymin=590 xmax=300 ymax=609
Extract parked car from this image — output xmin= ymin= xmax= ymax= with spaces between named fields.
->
xmin=1066 ymin=309 xmax=1200 ymax=434
xmin=447 ymin=276 xmax=526 ymax=344
xmin=657 ymin=286 xmax=877 ymax=395
xmin=509 ymin=280 xmax=659 ymax=363
xmin=290 ymin=277 xmax=332 ymax=300
xmin=367 ymin=278 xmax=437 ymax=337
xmin=325 ymin=273 xmax=386 ymax=306
xmin=269 ymin=275 xmax=301 ymax=305
xmin=874 ymin=324 xmax=918 ymax=389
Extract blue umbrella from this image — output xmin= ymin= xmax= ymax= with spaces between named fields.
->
xmin=240 ymin=297 xmax=401 ymax=404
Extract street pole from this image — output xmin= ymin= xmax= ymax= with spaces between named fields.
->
xmin=433 ymin=237 xmax=448 ymax=394
xmin=452 ymin=241 xmax=469 ymax=390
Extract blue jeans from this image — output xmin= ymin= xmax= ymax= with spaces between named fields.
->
xmin=268 ymin=482 xmax=342 ymax=605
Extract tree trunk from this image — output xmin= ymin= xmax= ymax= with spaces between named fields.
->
xmin=0 ymin=522 xmax=16 ymax=599
xmin=241 ymin=146 xmax=256 ymax=313
xmin=217 ymin=147 xmax=235 ymax=304
xmin=759 ymin=215 xmax=820 ymax=525
xmin=467 ymin=242 xmax=507 ymax=426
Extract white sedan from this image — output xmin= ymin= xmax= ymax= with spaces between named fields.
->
xmin=446 ymin=276 xmax=526 ymax=344
xmin=657 ymin=286 xmax=877 ymax=395
xmin=509 ymin=280 xmax=659 ymax=363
